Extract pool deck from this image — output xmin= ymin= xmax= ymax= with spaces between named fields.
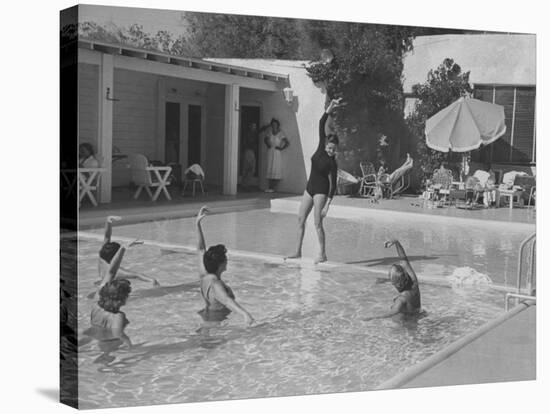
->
xmin=78 ymin=190 xmax=536 ymax=229
xmin=77 ymin=189 xmax=290 ymax=228
xmin=271 ymin=194 xmax=536 ymax=229
xmin=377 ymin=303 xmax=536 ymax=389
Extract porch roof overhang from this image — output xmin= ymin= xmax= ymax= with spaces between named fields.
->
xmin=77 ymin=39 xmax=289 ymax=91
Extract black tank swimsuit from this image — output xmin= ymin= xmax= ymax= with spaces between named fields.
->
xmin=306 ymin=112 xmax=338 ymax=197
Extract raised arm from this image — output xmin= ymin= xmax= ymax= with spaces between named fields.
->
xmin=318 ymin=98 xmax=344 ymax=151
xmin=103 ymin=216 xmax=121 ymax=243
xmin=318 ymin=111 xmax=329 ymax=151
xmin=196 ymin=206 xmax=208 ymax=275
xmin=211 ymin=282 xmax=254 ymax=326
xmin=97 ymin=239 xmax=142 ymax=291
xmin=384 ymin=239 xmax=418 ymax=284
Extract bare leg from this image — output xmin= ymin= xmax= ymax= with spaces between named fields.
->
xmin=389 ymin=154 xmax=414 ymax=183
xmin=313 ymin=193 xmax=328 ymax=264
xmin=286 ymin=191 xmax=313 ymax=259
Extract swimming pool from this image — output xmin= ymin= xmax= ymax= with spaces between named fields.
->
xmin=75 ymin=209 xmax=524 ymax=408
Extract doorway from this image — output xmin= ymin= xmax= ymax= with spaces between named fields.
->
xmin=165 ymin=102 xmax=181 ymax=164
xmin=239 ymin=105 xmax=261 ymax=190
xmin=187 ymin=104 xmax=202 ymax=167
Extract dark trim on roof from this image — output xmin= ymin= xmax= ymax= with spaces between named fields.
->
xmin=77 ymin=39 xmax=289 ymax=83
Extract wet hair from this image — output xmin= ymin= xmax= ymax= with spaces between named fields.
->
xmin=99 ymin=242 xmax=121 ymax=264
xmin=270 ymin=118 xmax=280 ymax=128
xmin=389 ymin=264 xmax=413 ymax=292
xmin=326 ymin=134 xmax=339 ymax=146
xmin=98 ymin=279 xmax=131 ymax=313
xmin=79 ymin=142 xmax=95 ymax=156
xmin=203 ymin=244 xmax=228 ymax=274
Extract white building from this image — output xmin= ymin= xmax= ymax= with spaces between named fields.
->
xmin=71 ymin=33 xmax=536 ymax=203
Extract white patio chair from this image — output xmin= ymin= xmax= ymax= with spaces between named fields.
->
xmin=128 ymin=154 xmax=172 ymax=201
xmin=182 ymin=164 xmax=205 ymax=197
xmin=78 ymin=167 xmax=105 ymax=207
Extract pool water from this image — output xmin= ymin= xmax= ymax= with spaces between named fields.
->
xmin=75 ymin=208 xmax=512 ymax=408
xmin=88 ymin=209 xmax=533 ymax=289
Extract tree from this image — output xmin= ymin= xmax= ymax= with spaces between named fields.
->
xmin=183 ymin=13 xmax=303 ymax=59
xmin=305 ymin=23 xmax=417 ymax=173
xmin=406 ymin=58 xmax=473 ymax=188
xmin=78 ymin=21 xmax=193 ymax=55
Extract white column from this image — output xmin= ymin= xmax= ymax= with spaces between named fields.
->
xmin=98 ymin=53 xmax=114 ymax=203
xmin=223 ymin=84 xmax=239 ymax=195
xmin=156 ymin=78 xmax=166 ymax=161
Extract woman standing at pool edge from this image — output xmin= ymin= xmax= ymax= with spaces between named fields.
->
xmin=287 ymin=98 xmax=343 ymax=264
xmin=196 ymin=206 xmax=255 ymax=326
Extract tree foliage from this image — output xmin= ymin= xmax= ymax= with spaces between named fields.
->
xmin=184 ymin=13 xmax=304 ymax=59
xmin=78 ymin=21 xmax=193 ymax=55
xmin=406 ymin=58 xmax=473 ymax=185
xmin=305 ymin=23 xmax=418 ymax=172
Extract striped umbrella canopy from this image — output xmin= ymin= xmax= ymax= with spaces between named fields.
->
xmin=425 ymin=97 xmax=506 ymax=153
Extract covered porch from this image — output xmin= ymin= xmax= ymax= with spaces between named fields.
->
xmin=77 ymin=39 xmax=289 ymax=204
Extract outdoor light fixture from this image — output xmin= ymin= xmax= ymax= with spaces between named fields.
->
xmin=106 ymin=87 xmax=120 ymax=102
xmin=283 ymin=87 xmax=294 ymax=105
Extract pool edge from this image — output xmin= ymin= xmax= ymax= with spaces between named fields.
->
xmin=374 ymin=301 xmax=534 ymax=390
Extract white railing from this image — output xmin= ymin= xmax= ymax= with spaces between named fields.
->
xmin=505 ymin=233 xmax=536 ymax=311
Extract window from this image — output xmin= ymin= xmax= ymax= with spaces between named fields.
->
xmin=473 ymin=85 xmax=536 ymax=164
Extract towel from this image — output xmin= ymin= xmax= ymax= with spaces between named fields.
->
xmin=184 ymin=164 xmax=205 ymax=178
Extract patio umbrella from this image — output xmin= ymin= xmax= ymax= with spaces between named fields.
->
xmin=425 ymin=97 xmax=506 ymax=153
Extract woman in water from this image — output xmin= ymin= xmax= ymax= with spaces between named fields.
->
xmin=364 ymin=239 xmax=421 ymax=320
xmin=89 ymin=239 xmax=143 ymax=346
xmin=287 ymin=98 xmax=343 ymax=264
xmin=196 ymin=206 xmax=254 ymax=326
xmin=98 ymin=216 xmax=159 ymax=286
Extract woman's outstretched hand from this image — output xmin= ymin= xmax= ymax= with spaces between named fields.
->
xmin=327 ymin=97 xmax=344 ymax=113
xmin=384 ymin=239 xmax=398 ymax=248
xmin=197 ymin=206 xmax=209 ymax=223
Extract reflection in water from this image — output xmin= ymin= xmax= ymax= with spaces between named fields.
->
xmin=472 ymin=238 xmax=487 ymax=257
xmin=75 ymin=210 xmax=525 ymax=408
xmin=299 ymin=266 xmax=321 ymax=309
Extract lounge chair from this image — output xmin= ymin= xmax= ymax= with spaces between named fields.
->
xmin=358 ymin=161 xmax=377 ymax=197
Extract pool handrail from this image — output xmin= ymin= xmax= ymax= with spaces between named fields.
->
xmin=508 ymin=232 xmax=536 ymax=310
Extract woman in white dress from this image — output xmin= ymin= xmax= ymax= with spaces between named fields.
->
xmin=261 ymin=118 xmax=289 ymax=192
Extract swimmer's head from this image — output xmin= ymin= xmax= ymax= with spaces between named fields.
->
xmin=203 ymin=244 xmax=228 ymax=275
xmin=99 ymin=242 xmax=121 ymax=264
xmin=98 ymin=278 xmax=131 ymax=313
xmin=325 ymin=134 xmax=339 ymax=157
xmin=389 ymin=264 xmax=412 ymax=292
